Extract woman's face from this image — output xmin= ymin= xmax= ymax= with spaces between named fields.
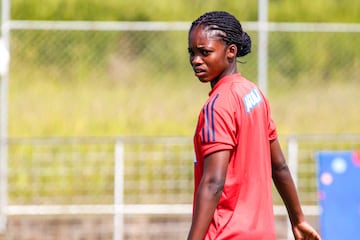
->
xmin=188 ymin=25 xmax=235 ymax=84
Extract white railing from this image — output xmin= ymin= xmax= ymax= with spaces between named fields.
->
xmin=6 ymin=20 xmax=360 ymax=32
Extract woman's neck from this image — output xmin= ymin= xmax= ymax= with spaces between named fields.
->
xmin=210 ymin=68 xmax=238 ymax=88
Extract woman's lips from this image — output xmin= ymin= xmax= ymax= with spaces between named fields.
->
xmin=194 ymin=68 xmax=206 ymax=77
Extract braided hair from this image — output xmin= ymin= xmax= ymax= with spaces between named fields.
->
xmin=189 ymin=11 xmax=251 ymax=57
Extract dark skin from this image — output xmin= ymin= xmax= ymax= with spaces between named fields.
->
xmin=188 ymin=25 xmax=237 ymax=88
xmin=271 ymin=139 xmax=321 ymax=240
xmin=187 ymin=25 xmax=321 ymax=240
xmin=187 ymin=150 xmax=230 ymax=239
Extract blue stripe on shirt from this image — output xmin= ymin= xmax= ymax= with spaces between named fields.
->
xmin=203 ymin=94 xmax=220 ymax=143
xmin=210 ymin=94 xmax=219 ymax=142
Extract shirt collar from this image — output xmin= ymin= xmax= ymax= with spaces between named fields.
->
xmin=209 ymin=73 xmax=242 ymax=96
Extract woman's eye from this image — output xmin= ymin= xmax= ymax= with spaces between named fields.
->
xmin=188 ymin=49 xmax=194 ymax=56
xmin=201 ymin=50 xmax=209 ymax=56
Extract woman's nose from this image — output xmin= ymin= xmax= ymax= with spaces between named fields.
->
xmin=191 ymin=55 xmax=202 ymax=65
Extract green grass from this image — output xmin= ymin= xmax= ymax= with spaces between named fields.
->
xmin=9 ymin=67 xmax=359 ymax=137
xmin=9 ymin=67 xmax=207 ymax=137
xmin=269 ymin=80 xmax=360 ymax=134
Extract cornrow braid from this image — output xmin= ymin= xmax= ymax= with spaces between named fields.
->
xmin=190 ymin=11 xmax=251 ymax=57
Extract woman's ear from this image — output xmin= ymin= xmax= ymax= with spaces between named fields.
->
xmin=227 ymin=44 xmax=237 ymax=60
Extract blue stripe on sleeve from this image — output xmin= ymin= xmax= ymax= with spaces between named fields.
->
xmin=205 ymin=101 xmax=210 ymax=142
xmin=210 ymin=94 xmax=220 ymax=142
xmin=202 ymin=94 xmax=220 ymax=143
xmin=201 ymin=108 xmax=205 ymax=141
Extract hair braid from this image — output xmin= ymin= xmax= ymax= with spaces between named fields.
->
xmin=190 ymin=11 xmax=251 ymax=57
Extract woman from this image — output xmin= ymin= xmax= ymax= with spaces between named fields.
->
xmin=187 ymin=11 xmax=321 ymax=240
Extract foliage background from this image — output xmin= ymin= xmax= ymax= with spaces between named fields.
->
xmin=11 ymin=0 xmax=359 ymax=22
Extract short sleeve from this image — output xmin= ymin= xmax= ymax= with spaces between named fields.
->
xmin=268 ymin=118 xmax=278 ymax=141
xmin=263 ymin=97 xmax=278 ymax=141
xmin=197 ymin=93 xmax=237 ymax=157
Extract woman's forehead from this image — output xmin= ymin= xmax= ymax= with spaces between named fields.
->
xmin=189 ymin=25 xmax=224 ymax=42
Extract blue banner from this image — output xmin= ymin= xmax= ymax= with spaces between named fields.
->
xmin=317 ymin=151 xmax=360 ymax=240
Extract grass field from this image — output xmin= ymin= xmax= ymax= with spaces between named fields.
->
xmin=9 ymin=68 xmax=359 ymax=138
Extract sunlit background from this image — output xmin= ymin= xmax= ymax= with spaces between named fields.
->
xmin=0 ymin=0 xmax=359 ymax=239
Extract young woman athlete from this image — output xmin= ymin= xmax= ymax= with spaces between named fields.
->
xmin=187 ymin=11 xmax=321 ymax=240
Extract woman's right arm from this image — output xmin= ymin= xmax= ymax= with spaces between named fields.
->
xmin=187 ymin=150 xmax=230 ymax=240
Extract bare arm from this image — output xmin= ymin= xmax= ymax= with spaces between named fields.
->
xmin=187 ymin=150 xmax=230 ymax=240
xmin=271 ymin=138 xmax=321 ymax=240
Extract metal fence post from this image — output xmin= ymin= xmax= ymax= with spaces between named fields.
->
xmin=288 ymin=135 xmax=299 ymax=187
xmin=0 ymin=0 xmax=10 ymax=233
xmin=258 ymin=0 xmax=269 ymax=96
xmin=287 ymin=135 xmax=299 ymax=239
xmin=114 ymin=139 xmax=124 ymax=240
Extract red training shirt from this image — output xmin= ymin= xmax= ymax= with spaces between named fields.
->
xmin=193 ymin=73 xmax=278 ymax=239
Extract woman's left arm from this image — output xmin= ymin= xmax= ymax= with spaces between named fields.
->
xmin=271 ymin=138 xmax=321 ymax=240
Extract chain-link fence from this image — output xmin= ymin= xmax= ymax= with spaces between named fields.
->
xmin=3 ymin=134 xmax=360 ymax=240
xmin=6 ymin=136 xmax=195 ymax=240
xmin=8 ymin=135 xmax=360 ymax=207
xmin=7 ymin=136 xmax=194 ymax=206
